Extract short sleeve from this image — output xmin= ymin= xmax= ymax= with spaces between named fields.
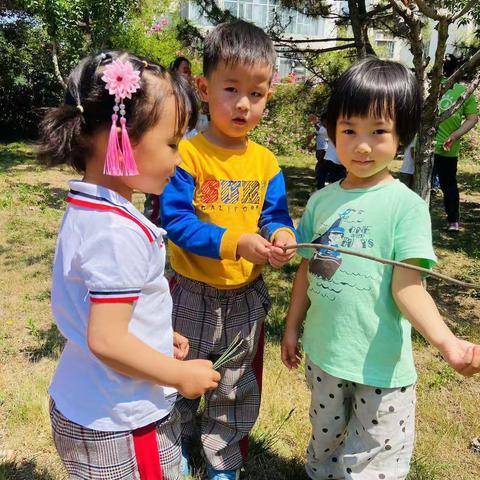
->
xmin=297 ymin=198 xmax=315 ymax=260
xmin=178 ymin=139 xmax=196 ymax=177
xmin=393 ymin=201 xmax=437 ymax=269
xmin=78 ymin=226 xmax=150 ymax=303
xmin=463 ymin=93 xmax=479 ymax=116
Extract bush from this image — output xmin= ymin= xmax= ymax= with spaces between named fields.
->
xmin=0 ymin=16 xmax=63 ymax=140
xmin=250 ymin=82 xmax=329 ymax=155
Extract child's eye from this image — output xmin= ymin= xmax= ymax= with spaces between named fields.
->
xmin=342 ymin=129 xmax=354 ymax=135
xmin=169 ymin=144 xmax=179 ymax=150
xmin=374 ymin=129 xmax=388 ymax=134
xmin=225 ymin=87 xmax=237 ymax=93
xmin=251 ymin=91 xmax=263 ymax=98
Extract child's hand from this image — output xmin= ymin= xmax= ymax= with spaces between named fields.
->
xmin=269 ymin=231 xmax=296 ymax=269
xmin=173 ymin=332 xmax=189 ymax=360
xmin=281 ymin=327 xmax=302 ymax=369
xmin=178 ymin=359 xmax=221 ymax=399
xmin=441 ymin=337 xmax=480 ymax=377
xmin=237 ymin=233 xmax=271 ymax=264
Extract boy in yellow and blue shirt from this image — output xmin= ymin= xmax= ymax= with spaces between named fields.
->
xmin=160 ymin=20 xmax=296 ymax=480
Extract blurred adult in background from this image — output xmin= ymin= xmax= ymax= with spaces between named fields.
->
xmin=169 ymin=56 xmax=192 ymax=80
xmin=434 ymin=54 xmax=478 ymax=231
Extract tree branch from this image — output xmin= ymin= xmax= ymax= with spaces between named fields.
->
xmin=437 ymin=71 xmax=480 ymax=124
xmin=452 ymin=0 xmax=477 ymax=22
xmin=283 ymin=243 xmax=479 ymax=289
xmin=426 ymin=16 xmax=450 ymax=108
xmin=276 ymin=42 xmax=357 ymax=55
xmin=388 ymin=0 xmax=414 ymax=19
xmin=414 ymin=0 xmax=446 ymax=20
xmin=441 ymin=49 xmax=480 ymax=95
xmin=278 ymin=37 xmax=355 ymax=44
xmin=51 ymin=39 xmax=66 ymax=90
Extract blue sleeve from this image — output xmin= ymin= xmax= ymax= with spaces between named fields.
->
xmin=160 ymin=167 xmax=225 ymax=259
xmin=259 ymin=171 xmax=297 ymax=240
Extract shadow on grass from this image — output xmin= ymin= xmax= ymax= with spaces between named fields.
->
xmin=431 ymin=196 xmax=480 ymax=260
xmin=243 ymin=432 xmax=309 ymax=480
xmin=458 ymin=170 xmax=480 ymax=196
xmin=282 ymin=165 xmax=315 ymax=219
xmin=0 ymin=460 xmax=56 ymax=480
xmin=0 ymin=143 xmax=37 ymax=173
xmin=24 ymin=323 xmax=65 ymax=362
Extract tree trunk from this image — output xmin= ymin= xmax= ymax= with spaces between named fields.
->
xmin=51 ymin=40 xmax=67 ymax=90
xmin=348 ymin=0 xmax=368 ymax=58
xmin=413 ymin=122 xmax=436 ymax=204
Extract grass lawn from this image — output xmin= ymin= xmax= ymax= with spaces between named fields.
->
xmin=0 ymin=142 xmax=479 ymax=479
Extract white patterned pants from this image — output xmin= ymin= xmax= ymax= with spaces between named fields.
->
xmin=305 ymin=356 xmax=416 ymax=480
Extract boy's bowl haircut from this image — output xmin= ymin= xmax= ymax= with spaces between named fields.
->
xmin=203 ymin=20 xmax=276 ymax=78
xmin=325 ymin=57 xmax=421 ymax=147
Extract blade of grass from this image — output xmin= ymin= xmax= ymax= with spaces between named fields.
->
xmin=213 ymin=333 xmax=244 ymax=370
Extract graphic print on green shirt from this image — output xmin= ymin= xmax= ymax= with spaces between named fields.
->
xmin=297 ymin=180 xmax=437 ymax=388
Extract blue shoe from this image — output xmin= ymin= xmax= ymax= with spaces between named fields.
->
xmin=180 ymin=443 xmax=192 ymax=478
xmin=206 ymin=466 xmax=240 ymax=480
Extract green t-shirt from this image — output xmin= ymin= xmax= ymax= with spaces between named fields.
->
xmin=298 ymin=180 xmax=437 ymax=388
xmin=435 ymin=82 xmax=478 ymax=157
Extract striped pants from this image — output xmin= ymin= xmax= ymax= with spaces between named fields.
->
xmin=171 ymin=274 xmax=270 ymax=471
xmin=50 ymin=400 xmax=181 ymax=479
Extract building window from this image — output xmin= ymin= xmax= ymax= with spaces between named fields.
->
xmin=187 ymin=1 xmax=323 ymax=36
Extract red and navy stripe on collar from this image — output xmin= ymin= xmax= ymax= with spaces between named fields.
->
xmin=66 ymin=189 xmax=158 ymax=244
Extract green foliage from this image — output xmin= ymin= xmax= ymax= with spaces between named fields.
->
xmin=461 ymin=120 xmax=480 ymax=163
xmin=250 ymin=83 xmax=329 ymax=155
xmin=112 ymin=2 xmax=192 ymax=69
xmin=0 ymin=1 xmax=197 ymax=139
xmin=0 ymin=15 xmax=62 ymax=139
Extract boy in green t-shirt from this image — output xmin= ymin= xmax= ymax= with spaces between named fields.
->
xmin=434 ymin=54 xmax=478 ymax=231
xmin=281 ymin=58 xmax=480 ymax=480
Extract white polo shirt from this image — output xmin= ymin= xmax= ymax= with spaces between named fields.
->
xmin=324 ymin=140 xmax=342 ymax=165
xmin=49 ymin=180 xmax=176 ymax=431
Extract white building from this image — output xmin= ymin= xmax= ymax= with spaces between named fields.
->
xmin=180 ymin=1 xmax=476 ymax=76
xmin=180 ymin=0 xmax=341 ymax=78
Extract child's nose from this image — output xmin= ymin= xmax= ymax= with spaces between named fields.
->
xmin=355 ymin=142 xmax=372 ymax=154
xmin=236 ymin=96 xmax=249 ymax=112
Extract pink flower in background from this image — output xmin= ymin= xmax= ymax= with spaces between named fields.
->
xmin=102 ymin=60 xmax=141 ymax=101
xmin=287 ymin=71 xmax=297 ymax=84
xmin=263 ymin=108 xmax=270 ymax=118
xmin=272 ymin=71 xmax=280 ymax=85
xmin=149 ymin=16 xmax=169 ymax=33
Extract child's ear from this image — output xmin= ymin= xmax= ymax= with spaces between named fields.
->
xmin=267 ymin=88 xmax=272 ymax=100
xmin=196 ymin=76 xmax=209 ymax=102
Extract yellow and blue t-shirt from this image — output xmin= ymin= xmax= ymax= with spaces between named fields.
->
xmin=161 ymin=133 xmax=295 ymax=289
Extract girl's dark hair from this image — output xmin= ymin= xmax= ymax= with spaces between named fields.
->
xmin=203 ymin=20 xmax=276 ymax=78
xmin=325 ymin=57 xmax=421 ymax=147
xmin=169 ymin=56 xmax=191 ymax=72
xmin=38 ymin=51 xmax=198 ymax=173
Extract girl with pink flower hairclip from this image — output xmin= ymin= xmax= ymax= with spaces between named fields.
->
xmin=38 ymin=51 xmax=220 ymax=480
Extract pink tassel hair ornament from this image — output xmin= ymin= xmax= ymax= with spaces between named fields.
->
xmin=101 ymin=59 xmax=141 ymax=176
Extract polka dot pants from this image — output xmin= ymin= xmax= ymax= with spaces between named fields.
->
xmin=305 ymin=356 xmax=415 ymax=480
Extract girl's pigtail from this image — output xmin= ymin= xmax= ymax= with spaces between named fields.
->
xmin=38 ymin=105 xmax=85 ymax=172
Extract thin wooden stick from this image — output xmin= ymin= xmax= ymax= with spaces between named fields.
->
xmin=282 ymin=243 xmax=479 ymax=289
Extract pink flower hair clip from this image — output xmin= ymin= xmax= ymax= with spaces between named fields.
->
xmin=101 ymin=59 xmax=141 ymax=176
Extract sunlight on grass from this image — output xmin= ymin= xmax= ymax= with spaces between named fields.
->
xmin=1 ymin=144 xmax=479 ymax=479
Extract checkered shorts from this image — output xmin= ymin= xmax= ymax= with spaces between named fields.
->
xmin=171 ymin=274 xmax=270 ymax=470
xmin=50 ymin=399 xmax=181 ymax=479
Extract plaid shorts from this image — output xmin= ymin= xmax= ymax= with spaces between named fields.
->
xmin=171 ymin=274 xmax=271 ymax=470
xmin=50 ymin=399 xmax=181 ymax=479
